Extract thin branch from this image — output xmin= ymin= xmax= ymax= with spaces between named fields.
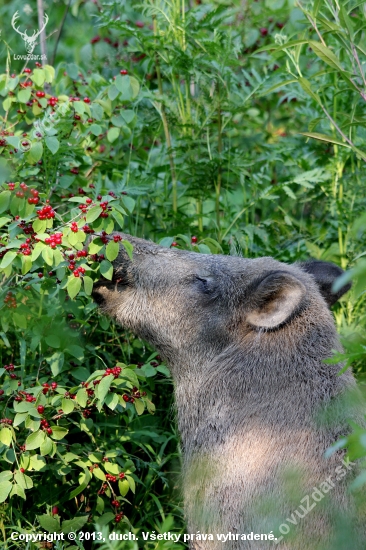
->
xmin=51 ymin=0 xmax=73 ymax=66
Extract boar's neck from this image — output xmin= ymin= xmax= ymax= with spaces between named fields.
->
xmin=171 ymin=321 xmax=354 ymax=459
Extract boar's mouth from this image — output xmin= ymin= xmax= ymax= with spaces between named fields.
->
xmin=92 ymin=269 xmax=130 ymax=305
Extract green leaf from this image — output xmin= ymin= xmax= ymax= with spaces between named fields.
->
xmin=0 ymin=216 xmax=11 ymax=228
xmin=62 ymin=516 xmax=89 ymax=534
xmin=0 ymin=471 xmax=13 ymax=482
xmin=74 ymin=101 xmax=85 ymax=115
xmin=121 ymin=196 xmax=135 ymax=213
xmin=121 ymin=240 xmax=133 ymax=260
xmin=21 ymin=255 xmax=32 ymax=275
xmin=112 ymin=210 xmax=124 ymax=229
xmin=14 ymin=472 xmax=33 ymax=490
xmin=40 ymin=436 xmax=53 ymax=456
xmin=107 ymin=127 xmax=120 ymax=143
xmin=0 ymin=481 xmax=12 ymax=503
xmin=47 ymin=352 xmax=64 ymax=377
xmin=0 ymin=191 xmax=11 ymax=213
xmin=106 ymin=240 xmax=119 ymax=261
xmin=298 ymin=77 xmax=321 ymax=105
xmin=45 ymin=136 xmax=60 ymax=155
xmin=90 ymin=124 xmax=102 ymax=136
xmin=134 ymin=399 xmax=145 ymax=416
xmin=13 ymin=313 xmax=27 ymax=329
xmin=118 ymin=479 xmax=129 ymax=497
xmin=42 ymin=247 xmax=54 ymax=266
xmin=62 ymin=398 xmax=75 ymax=414
xmin=31 ymin=69 xmax=46 ymax=87
xmin=76 ymin=388 xmax=88 ymax=408
xmin=0 ymin=251 xmax=17 ymax=269
xmin=45 ymin=335 xmax=60 ymax=348
xmin=93 ymin=467 xmax=106 ymax=481
xmin=308 ymin=40 xmax=344 ymax=72
xmin=300 ymin=132 xmax=351 ymax=148
xmin=26 ymin=430 xmax=46 ymax=450
xmin=50 ymin=426 xmax=69 ymax=441
xmin=126 ymin=474 xmax=135 ymax=493
xmin=27 ymin=141 xmax=43 ymax=164
xmin=105 ymin=392 xmax=119 ymax=410
xmin=69 ymin=469 xmax=91 ymax=499
xmin=83 ymin=276 xmax=94 ymax=295
xmin=17 ymin=88 xmax=32 ymax=103
xmin=108 ymin=85 xmax=119 ymax=101
xmin=97 ymin=374 xmax=114 ymax=403
xmin=129 ymin=76 xmax=140 ymax=99
xmin=0 ymin=428 xmax=12 ymax=446
xmin=37 ymin=514 xmax=61 ymax=533
xmin=100 ymin=260 xmax=113 ymax=280
xmin=31 ymin=241 xmax=46 ymax=260
xmin=67 ymin=276 xmax=82 ymax=299
xmin=86 ymin=205 xmax=102 ymax=223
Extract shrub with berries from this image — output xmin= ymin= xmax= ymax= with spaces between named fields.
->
xmin=0 ymin=55 xmax=173 ymax=542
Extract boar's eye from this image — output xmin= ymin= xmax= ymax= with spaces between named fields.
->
xmin=195 ymin=275 xmax=213 ymax=294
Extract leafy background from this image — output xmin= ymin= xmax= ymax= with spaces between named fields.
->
xmin=0 ymin=0 xmax=366 ymax=548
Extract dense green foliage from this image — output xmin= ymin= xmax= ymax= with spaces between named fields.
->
xmin=0 ymin=0 xmax=365 ymax=548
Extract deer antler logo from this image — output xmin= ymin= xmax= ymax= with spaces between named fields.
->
xmin=11 ymin=11 xmax=49 ymax=54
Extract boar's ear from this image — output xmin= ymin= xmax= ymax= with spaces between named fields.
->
xmin=246 ymin=271 xmax=306 ymax=329
xmin=299 ymin=260 xmax=351 ymax=307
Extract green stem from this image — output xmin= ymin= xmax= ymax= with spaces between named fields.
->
xmin=153 ymin=15 xmax=178 ymax=214
xmin=216 ymin=99 xmax=223 ymax=241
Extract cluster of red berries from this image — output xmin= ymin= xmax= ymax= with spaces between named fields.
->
xmin=36 ymin=91 xmax=45 ymax=98
xmin=12 ymin=183 xmax=40 ymax=204
xmin=113 ymin=235 xmax=122 ymax=243
xmin=111 ymin=499 xmax=120 ymax=507
xmin=15 ymin=391 xmax=36 ymax=403
xmin=70 ymin=222 xmax=79 ymax=232
xmin=37 ymin=204 xmax=55 ymax=220
xmin=17 ymin=220 xmax=34 ymax=235
xmin=0 ymin=389 xmax=4 ymax=396
xmin=103 ymin=366 xmax=122 ymax=379
xmin=19 ymin=238 xmax=33 ymax=256
xmin=72 ymin=266 xmax=86 ymax=278
xmin=40 ymin=419 xmax=52 ymax=434
xmin=115 ymin=512 xmax=124 ymax=522
xmin=4 ymin=364 xmax=15 ymax=371
xmin=98 ymin=483 xmax=108 ymax=495
xmin=42 ymin=382 xmax=57 ymax=394
xmin=48 ymin=96 xmax=58 ymax=107
xmin=82 ymin=409 xmax=92 ymax=418
xmin=82 ymin=224 xmax=95 ymax=234
xmin=99 ymin=201 xmax=111 ymax=219
xmin=0 ymin=418 xmax=13 ymax=425
xmin=122 ymin=394 xmax=134 ymax=403
xmin=4 ymin=292 xmax=17 ymax=309
xmin=70 ymin=167 xmax=79 ymax=174
xmin=106 ymin=474 xmax=117 ymax=482
xmin=44 ymin=233 xmax=63 ymax=248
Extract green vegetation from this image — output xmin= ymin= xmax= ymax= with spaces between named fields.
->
xmin=0 ymin=0 xmax=365 ymax=547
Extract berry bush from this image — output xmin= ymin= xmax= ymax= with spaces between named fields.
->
xmin=0 ymin=0 xmax=366 ymax=548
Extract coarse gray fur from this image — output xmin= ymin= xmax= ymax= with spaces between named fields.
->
xmin=92 ymin=233 xmax=362 ymax=550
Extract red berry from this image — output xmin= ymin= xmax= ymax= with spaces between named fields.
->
xmin=37 ymin=405 xmax=45 ymax=414
xmin=191 ymin=236 xmax=198 ymax=244
xmin=36 ymin=91 xmax=45 ymax=98
xmin=83 ymin=97 xmax=91 ymax=104
xmin=120 ymin=70 xmax=128 ymax=75
xmin=260 ymin=27 xmax=268 ymax=36
xmin=38 ymin=273 xmax=43 ymax=278
xmin=52 ymin=506 xmax=59 ymax=515
xmin=46 ymin=427 xmax=53 ymax=435
xmin=20 ymin=468 xmax=25 ymax=473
